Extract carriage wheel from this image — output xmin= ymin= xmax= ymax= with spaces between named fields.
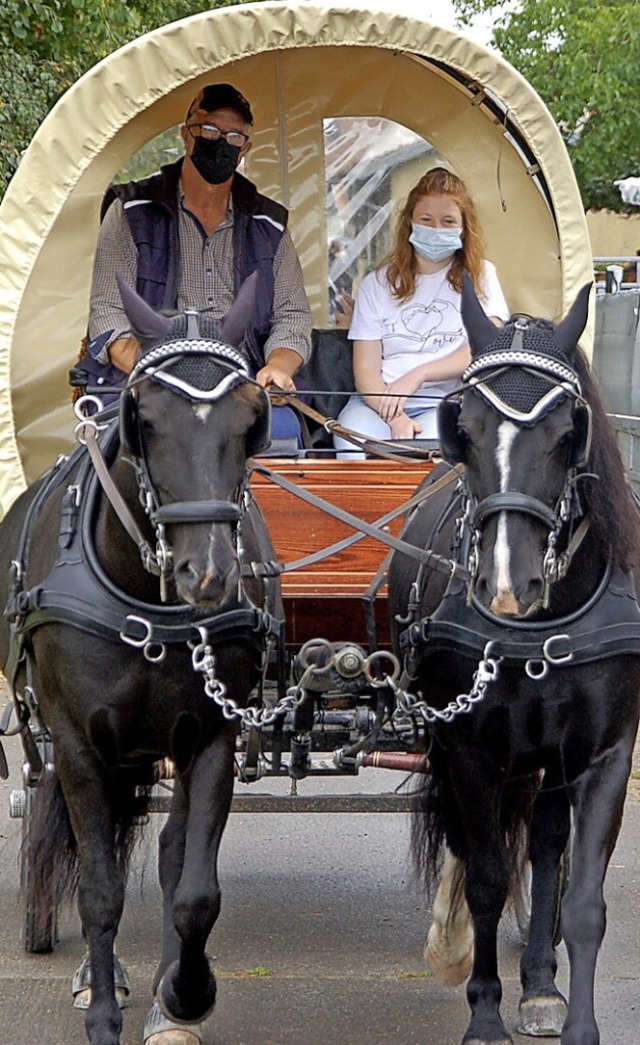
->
xmin=20 ymin=753 xmax=58 ymax=954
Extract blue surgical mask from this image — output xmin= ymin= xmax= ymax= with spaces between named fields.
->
xmin=409 ymin=223 xmax=463 ymax=263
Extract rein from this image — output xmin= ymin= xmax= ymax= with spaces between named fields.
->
xmin=249 ymin=462 xmax=470 ymax=580
xmin=273 ymin=389 xmax=438 ymax=462
xmin=81 ymin=420 xmax=160 ymax=574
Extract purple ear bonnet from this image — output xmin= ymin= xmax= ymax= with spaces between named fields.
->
xmin=462 ymin=317 xmax=582 ymax=425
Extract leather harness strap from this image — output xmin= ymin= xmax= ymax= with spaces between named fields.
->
xmin=274 ymin=389 xmax=437 ymax=462
xmin=250 ymin=462 xmax=469 ymax=580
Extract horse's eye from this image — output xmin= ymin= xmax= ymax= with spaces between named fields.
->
xmin=458 ymin=427 xmax=473 ymax=450
xmin=139 ymin=415 xmax=155 ymax=440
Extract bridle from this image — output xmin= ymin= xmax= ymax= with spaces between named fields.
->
xmin=116 ymin=324 xmax=270 ymax=597
xmin=445 ymin=318 xmax=594 ymax=606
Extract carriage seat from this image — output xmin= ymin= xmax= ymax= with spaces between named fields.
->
xmin=297 ymin=329 xmax=438 ymax=457
xmin=297 ymin=327 xmax=354 ymax=449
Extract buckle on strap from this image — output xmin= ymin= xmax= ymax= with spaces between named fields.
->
xmin=542 ymin=633 xmax=573 ymax=664
xmin=525 ymin=633 xmax=572 ymax=679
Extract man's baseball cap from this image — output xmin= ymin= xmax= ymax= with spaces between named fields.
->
xmin=186 ymin=84 xmax=253 ymax=126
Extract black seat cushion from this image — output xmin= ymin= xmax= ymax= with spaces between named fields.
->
xmin=298 ymin=328 xmax=354 ymax=437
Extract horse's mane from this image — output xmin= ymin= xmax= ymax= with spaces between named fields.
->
xmin=574 ymin=347 xmax=640 ymax=570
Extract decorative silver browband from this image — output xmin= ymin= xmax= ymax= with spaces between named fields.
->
xmin=463 ymin=349 xmax=582 ymax=425
xmin=463 ymin=350 xmax=581 ymax=391
xmin=130 ymin=340 xmax=250 ymax=402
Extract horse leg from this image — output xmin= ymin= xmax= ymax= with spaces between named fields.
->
xmin=153 ymin=774 xmax=188 ymax=993
xmin=425 ymin=846 xmax=474 ymax=986
xmin=454 ymin=758 xmax=512 ymax=1045
xmin=56 ymin=743 xmax=125 ymax=1045
xmin=144 ymin=776 xmax=204 ymax=1045
xmin=517 ymin=784 xmax=570 ymax=1036
xmin=560 ymin=735 xmax=637 ymax=1045
xmin=156 ymin=725 xmax=236 ymax=1027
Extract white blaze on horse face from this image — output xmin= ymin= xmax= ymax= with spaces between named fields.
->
xmin=491 ymin=420 xmax=520 ymax=615
xmin=194 ymin=403 xmax=212 ymax=424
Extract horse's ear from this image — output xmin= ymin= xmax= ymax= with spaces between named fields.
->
xmin=116 ymin=272 xmax=173 ymax=344
xmin=553 ymin=283 xmax=592 ymax=359
xmin=219 ymin=272 xmax=258 ymax=348
xmin=438 ymin=398 xmax=466 ymax=465
xmin=461 ymin=271 xmax=499 ymax=357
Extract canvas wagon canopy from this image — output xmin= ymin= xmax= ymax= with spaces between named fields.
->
xmin=0 ymin=0 xmax=593 ymax=512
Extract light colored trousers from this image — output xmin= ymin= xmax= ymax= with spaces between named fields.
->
xmin=333 ymin=394 xmax=439 ymax=458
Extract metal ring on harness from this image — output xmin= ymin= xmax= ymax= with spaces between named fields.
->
xmin=74 ymin=394 xmax=105 ymax=421
xmin=363 ymin=650 xmax=400 ymax=687
xmin=525 ymin=633 xmax=573 ymax=679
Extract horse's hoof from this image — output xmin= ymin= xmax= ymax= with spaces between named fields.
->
xmin=72 ymin=986 xmax=130 ymax=1011
xmin=144 ymin=1001 xmax=204 ymax=1044
xmin=157 ymin=963 xmax=216 ymax=1025
xmin=424 ymin=911 xmax=474 ymax=987
xmin=71 ymin=953 xmax=131 ymax=1009
xmin=517 ymin=994 xmax=567 ymax=1037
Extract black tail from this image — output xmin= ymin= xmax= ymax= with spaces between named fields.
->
xmin=23 ymin=770 xmax=78 ymax=949
xmin=23 ymin=767 xmax=151 ymax=948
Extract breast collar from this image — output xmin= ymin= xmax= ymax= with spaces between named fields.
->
xmin=6 ymin=422 xmax=282 ymax=670
xmin=401 ymin=559 xmax=640 ymax=677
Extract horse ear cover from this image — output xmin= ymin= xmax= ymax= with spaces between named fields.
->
xmin=119 ymin=390 xmax=141 ymax=457
xmin=438 ymin=398 xmax=466 ymax=465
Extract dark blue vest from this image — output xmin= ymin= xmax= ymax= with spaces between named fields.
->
xmin=103 ymin=160 xmax=287 ymax=372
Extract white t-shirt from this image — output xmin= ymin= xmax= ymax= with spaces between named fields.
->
xmin=348 ymin=261 xmax=509 ymax=410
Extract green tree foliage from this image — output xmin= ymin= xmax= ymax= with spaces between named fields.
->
xmin=0 ymin=0 xmax=250 ymax=198
xmin=454 ymin=0 xmax=640 ymax=211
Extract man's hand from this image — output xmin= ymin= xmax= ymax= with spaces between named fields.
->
xmin=108 ymin=336 xmax=141 ymax=374
xmin=255 ymin=362 xmax=296 ymax=394
xmin=256 ymin=347 xmax=303 ymax=404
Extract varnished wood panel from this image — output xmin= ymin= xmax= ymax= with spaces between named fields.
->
xmin=251 ymin=458 xmax=434 ymax=647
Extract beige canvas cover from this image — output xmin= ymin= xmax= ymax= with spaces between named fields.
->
xmin=0 ymin=0 xmax=593 ymax=511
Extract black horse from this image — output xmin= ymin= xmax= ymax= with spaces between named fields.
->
xmin=389 ymin=278 xmax=640 ymax=1045
xmin=0 ymin=276 xmax=282 ymax=1045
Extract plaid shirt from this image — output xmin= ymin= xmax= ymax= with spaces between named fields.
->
xmin=89 ymin=191 xmax=312 ymax=365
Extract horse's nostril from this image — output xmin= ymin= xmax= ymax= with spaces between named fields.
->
xmin=521 ymin=577 xmax=546 ymax=612
xmin=174 ymin=560 xmax=198 ymax=584
xmin=474 ymin=577 xmax=493 ymax=604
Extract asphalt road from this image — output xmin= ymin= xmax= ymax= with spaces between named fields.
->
xmin=0 ymin=737 xmax=638 ymax=1045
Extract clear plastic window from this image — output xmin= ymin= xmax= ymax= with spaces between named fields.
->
xmin=324 ymin=117 xmax=443 ymax=321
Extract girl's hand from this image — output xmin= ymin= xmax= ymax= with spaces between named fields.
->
xmin=379 ymin=371 xmax=423 ymax=422
xmin=379 ymin=390 xmax=407 ymax=422
xmin=389 ymin=413 xmax=423 ymax=441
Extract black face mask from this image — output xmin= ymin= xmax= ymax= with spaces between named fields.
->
xmin=190 ymin=137 xmax=242 ymax=185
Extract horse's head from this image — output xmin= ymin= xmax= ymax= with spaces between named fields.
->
xmin=438 ymin=276 xmax=592 ymax=618
xmin=116 ymin=274 xmax=270 ymax=609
